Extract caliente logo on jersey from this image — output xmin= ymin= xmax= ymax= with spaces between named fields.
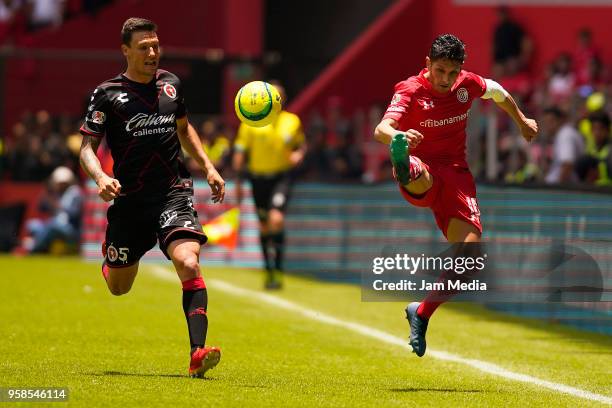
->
xmin=125 ymin=113 xmax=176 ymax=131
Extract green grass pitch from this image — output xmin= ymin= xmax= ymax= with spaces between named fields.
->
xmin=0 ymin=256 xmax=610 ymax=407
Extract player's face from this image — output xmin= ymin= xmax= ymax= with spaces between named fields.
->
xmin=426 ymin=57 xmax=462 ymax=93
xmin=122 ymin=31 xmax=160 ymax=79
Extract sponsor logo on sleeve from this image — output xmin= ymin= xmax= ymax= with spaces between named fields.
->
xmin=163 ymin=83 xmax=177 ymax=99
xmin=91 ymin=111 xmax=106 ymax=124
xmin=386 ymin=106 xmax=406 ymax=113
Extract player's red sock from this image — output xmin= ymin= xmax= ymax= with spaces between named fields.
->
xmin=417 ymin=301 xmax=441 ymax=319
xmin=408 ymin=156 xmax=424 ymax=181
xmin=101 ymin=262 xmax=109 ymax=282
xmin=417 ymin=243 xmax=483 ymax=319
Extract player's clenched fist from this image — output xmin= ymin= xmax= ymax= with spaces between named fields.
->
xmin=403 ymin=129 xmax=424 ymax=149
xmin=97 ymin=175 xmax=122 ymax=202
xmin=520 ymin=118 xmax=538 ymax=143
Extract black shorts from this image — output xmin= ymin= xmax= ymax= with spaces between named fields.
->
xmin=249 ymin=172 xmax=292 ymax=222
xmin=103 ymin=180 xmax=207 ymax=267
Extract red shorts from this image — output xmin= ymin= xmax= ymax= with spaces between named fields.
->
xmin=398 ymin=159 xmax=482 ymax=238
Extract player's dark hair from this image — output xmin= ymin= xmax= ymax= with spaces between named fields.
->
xmin=589 ymin=111 xmax=611 ymax=129
xmin=121 ymin=17 xmax=157 ymax=46
xmin=429 ymin=34 xmax=466 ymax=64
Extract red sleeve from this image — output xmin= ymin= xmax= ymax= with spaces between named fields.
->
xmin=382 ymin=81 xmax=412 ymax=122
xmin=465 ymin=71 xmax=487 ymax=99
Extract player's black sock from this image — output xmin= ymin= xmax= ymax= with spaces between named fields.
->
xmin=259 ymin=232 xmax=272 ymax=271
xmin=182 ymin=278 xmax=208 ymax=355
xmin=270 ymin=231 xmax=285 ymax=271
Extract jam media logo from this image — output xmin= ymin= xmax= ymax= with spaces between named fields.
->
xmin=457 ymin=87 xmax=469 ymax=103
xmin=417 ymin=98 xmax=435 ymax=110
xmin=163 ymin=83 xmax=177 ymax=99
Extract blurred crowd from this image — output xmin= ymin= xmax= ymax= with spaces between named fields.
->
xmin=2 ymin=5 xmax=610 ymax=189
xmin=0 ymin=0 xmax=112 ymax=45
xmin=2 ymin=6 xmax=612 ymax=255
xmin=490 ymin=7 xmax=612 ymax=187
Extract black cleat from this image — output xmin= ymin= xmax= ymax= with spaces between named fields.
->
xmin=405 ymin=302 xmax=429 ymax=357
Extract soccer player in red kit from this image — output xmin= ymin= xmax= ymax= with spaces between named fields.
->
xmin=374 ymin=34 xmax=538 ymax=357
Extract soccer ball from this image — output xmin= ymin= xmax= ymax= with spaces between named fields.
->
xmin=234 ymin=81 xmax=282 ymax=127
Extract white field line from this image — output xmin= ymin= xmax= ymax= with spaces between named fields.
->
xmin=147 ymin=265 xmax=611 ymax=405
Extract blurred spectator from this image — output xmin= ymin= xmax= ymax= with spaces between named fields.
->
xmin=492 ymin=6 xmax=533 ymax=74
xmin=576 ymin=111 xmax=611 ymax=186
xmin=578 ymin=92 xmax=607 ymax=151
xmin=5 ymin=121 xmax=47 ymax=180
xmin=82 ymin=0 xmax=111 ymax=16
xmin=324 ymin=96 xmax=351 ymax=149
xmin=503 ymin=148 xmax=539 ymax=184
xmin=23 ymin=166 xmax=82 ymax=253
xmin=0 ymin=0 xmax=25 ymax=44
xmin=200 ymin=120 xmax=230 ymax=170
xmin=547 ymin=53 xmax=575 ymax=107
xmin=26 ymin=0 xmax=65 ymax=31
xmin=184 ymin=119 xmax=231 ymax=177
xmin=543 ymin=106 xmax=584 ymax=184
xmin=498 ymin=56 xmax=533 ymax=107
xmin=4 ymin=110 xmax=80 ymax=181
xmin=62 ymin=115 xmax=82 ymax=161
xmin=362 ymin=104 xmax=390 ymax=183
xmin=301 ymin=110 xmax=331 ymax=180
xmin=36 ymin=110 xmax=72 ymax=173
xmin=327 ymin=132 xmax=363 ymax=181
xmin=573 ymin=28 xmax=601 ymax=88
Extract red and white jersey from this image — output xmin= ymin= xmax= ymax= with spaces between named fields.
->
xmin=383 ymin=68 xmax=487 ymax=167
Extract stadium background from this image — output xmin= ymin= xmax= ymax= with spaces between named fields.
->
xmin=1 ymin=1 xmax=611 ymax=406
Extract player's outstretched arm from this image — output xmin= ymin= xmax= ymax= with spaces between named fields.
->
xmin=176 ymin=117 xmax=225 ymax=203
xmin=482 ymin=79 xmax=538 ymax=142
xmin=79 ymin=135 xmax=122 ymax=202
xmin=374 ymin=118 xmax=423 ymax=147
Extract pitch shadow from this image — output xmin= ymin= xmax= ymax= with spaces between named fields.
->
xmin=85 ymin=371 xmax=215 ymax=380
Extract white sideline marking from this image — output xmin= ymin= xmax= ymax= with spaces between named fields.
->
xmin=147 ymin=265 xmax=611 ymax=405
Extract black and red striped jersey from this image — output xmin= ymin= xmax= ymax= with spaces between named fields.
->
xmin=80 ymin=69 xmax=191 ymax=201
